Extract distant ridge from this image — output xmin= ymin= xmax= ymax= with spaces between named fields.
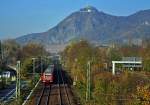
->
xmin=16 ymin=6 xmax=150 ymax=47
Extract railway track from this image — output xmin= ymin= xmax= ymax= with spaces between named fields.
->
xmin=57 ymin=68 xmax=72 ymax=105
xmin=36 ymin=84 xmax=51 ymax=105
xmin=0 ymin=88 xmax=15 ymax=103
xmin=26 ymin=64 xmax=75 ymax=105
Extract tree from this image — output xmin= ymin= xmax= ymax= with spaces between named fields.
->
xmin=141 ymin=44 xmax=150 ymax=71
xmin=108 ymin=48 xmax=122 ymax=61
xmin=22 ymin=43 xmax=46 ymax=59
xmin=21 ymin=58 xmax=33 ymax=78
xmin=133 ymin=84 xmax=150 ymax=105
xmin=2 ymin=39 xmax=21 ymax=64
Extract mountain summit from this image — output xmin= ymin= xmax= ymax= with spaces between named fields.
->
xmin=79 ymin=5 xmax=99 ymax=13
xmin=16 ymin=6 xmax=150 ymax=46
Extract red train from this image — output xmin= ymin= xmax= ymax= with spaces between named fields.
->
xmin=40 ymin=65 xmax=54 ymax=83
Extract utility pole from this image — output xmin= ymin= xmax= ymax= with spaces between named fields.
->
xmin=0 ymin=40 xmax=4 ymax=60
xmin=86 ymin=61 xmax=91 ymax=102
xmin=16 ymin=61 xmax=21 ymax=100
xmin=32 ymin=58 xmax=36 ymax=81
xmin=89 ymin=61 xmax=91 ymax=100
xmin=41 ymin=57 xmax=43 ymax=74
xmin=73 ymin=59 xmax=78 ymax=86
xmin=0 ymin=40 xmax=2 ymax=60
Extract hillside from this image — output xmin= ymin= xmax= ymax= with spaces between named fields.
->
xmin=16 ymin=6 xmax=150 ymax=47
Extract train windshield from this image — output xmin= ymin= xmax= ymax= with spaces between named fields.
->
xmin=45 ymin=65 xmax=54 ymax=73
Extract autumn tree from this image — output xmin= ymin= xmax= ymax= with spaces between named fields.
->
xmin=141 ymin=43 xmax=150 ymax=71
xmin=22 ymin=43 xmax=47 ymax=59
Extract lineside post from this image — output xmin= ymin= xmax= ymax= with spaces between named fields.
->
xmin=16 ymin=61 xmax=21 ymax=100
xmin=112 ymin=62 xmax=115 ymax=75
xmin=86 ymin=61 xmax=91 ymax=101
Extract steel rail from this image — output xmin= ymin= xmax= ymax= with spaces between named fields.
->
xmin=57 ymin=68 xmax=62 ymax=105
xmin=59 ymin=69 xmax=71 ymax=105
xmin=36 ymin=85 xmax=45 ymax=105
xmin=0 ymin=88 xmax=15 ymax=103
xmin=45 ymin=85 xmax=51 ymax=105
xmin=22 ymin=80 xmax=40 ymax=105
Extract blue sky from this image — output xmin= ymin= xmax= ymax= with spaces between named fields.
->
xmin=0 ymin=0 xmax=150 ymax=39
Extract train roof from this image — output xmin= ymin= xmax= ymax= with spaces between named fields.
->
xmin=44 ymin=65 xmax=54 ymax=73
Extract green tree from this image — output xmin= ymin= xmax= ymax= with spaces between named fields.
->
xmin=108 ymin=48 xmax=122 ymax=61
xmin=21 ymin=58 xmax=33 ymax=78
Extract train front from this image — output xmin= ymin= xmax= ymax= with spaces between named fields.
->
xmin=41 ymin=65 xmax=54 ymax=84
